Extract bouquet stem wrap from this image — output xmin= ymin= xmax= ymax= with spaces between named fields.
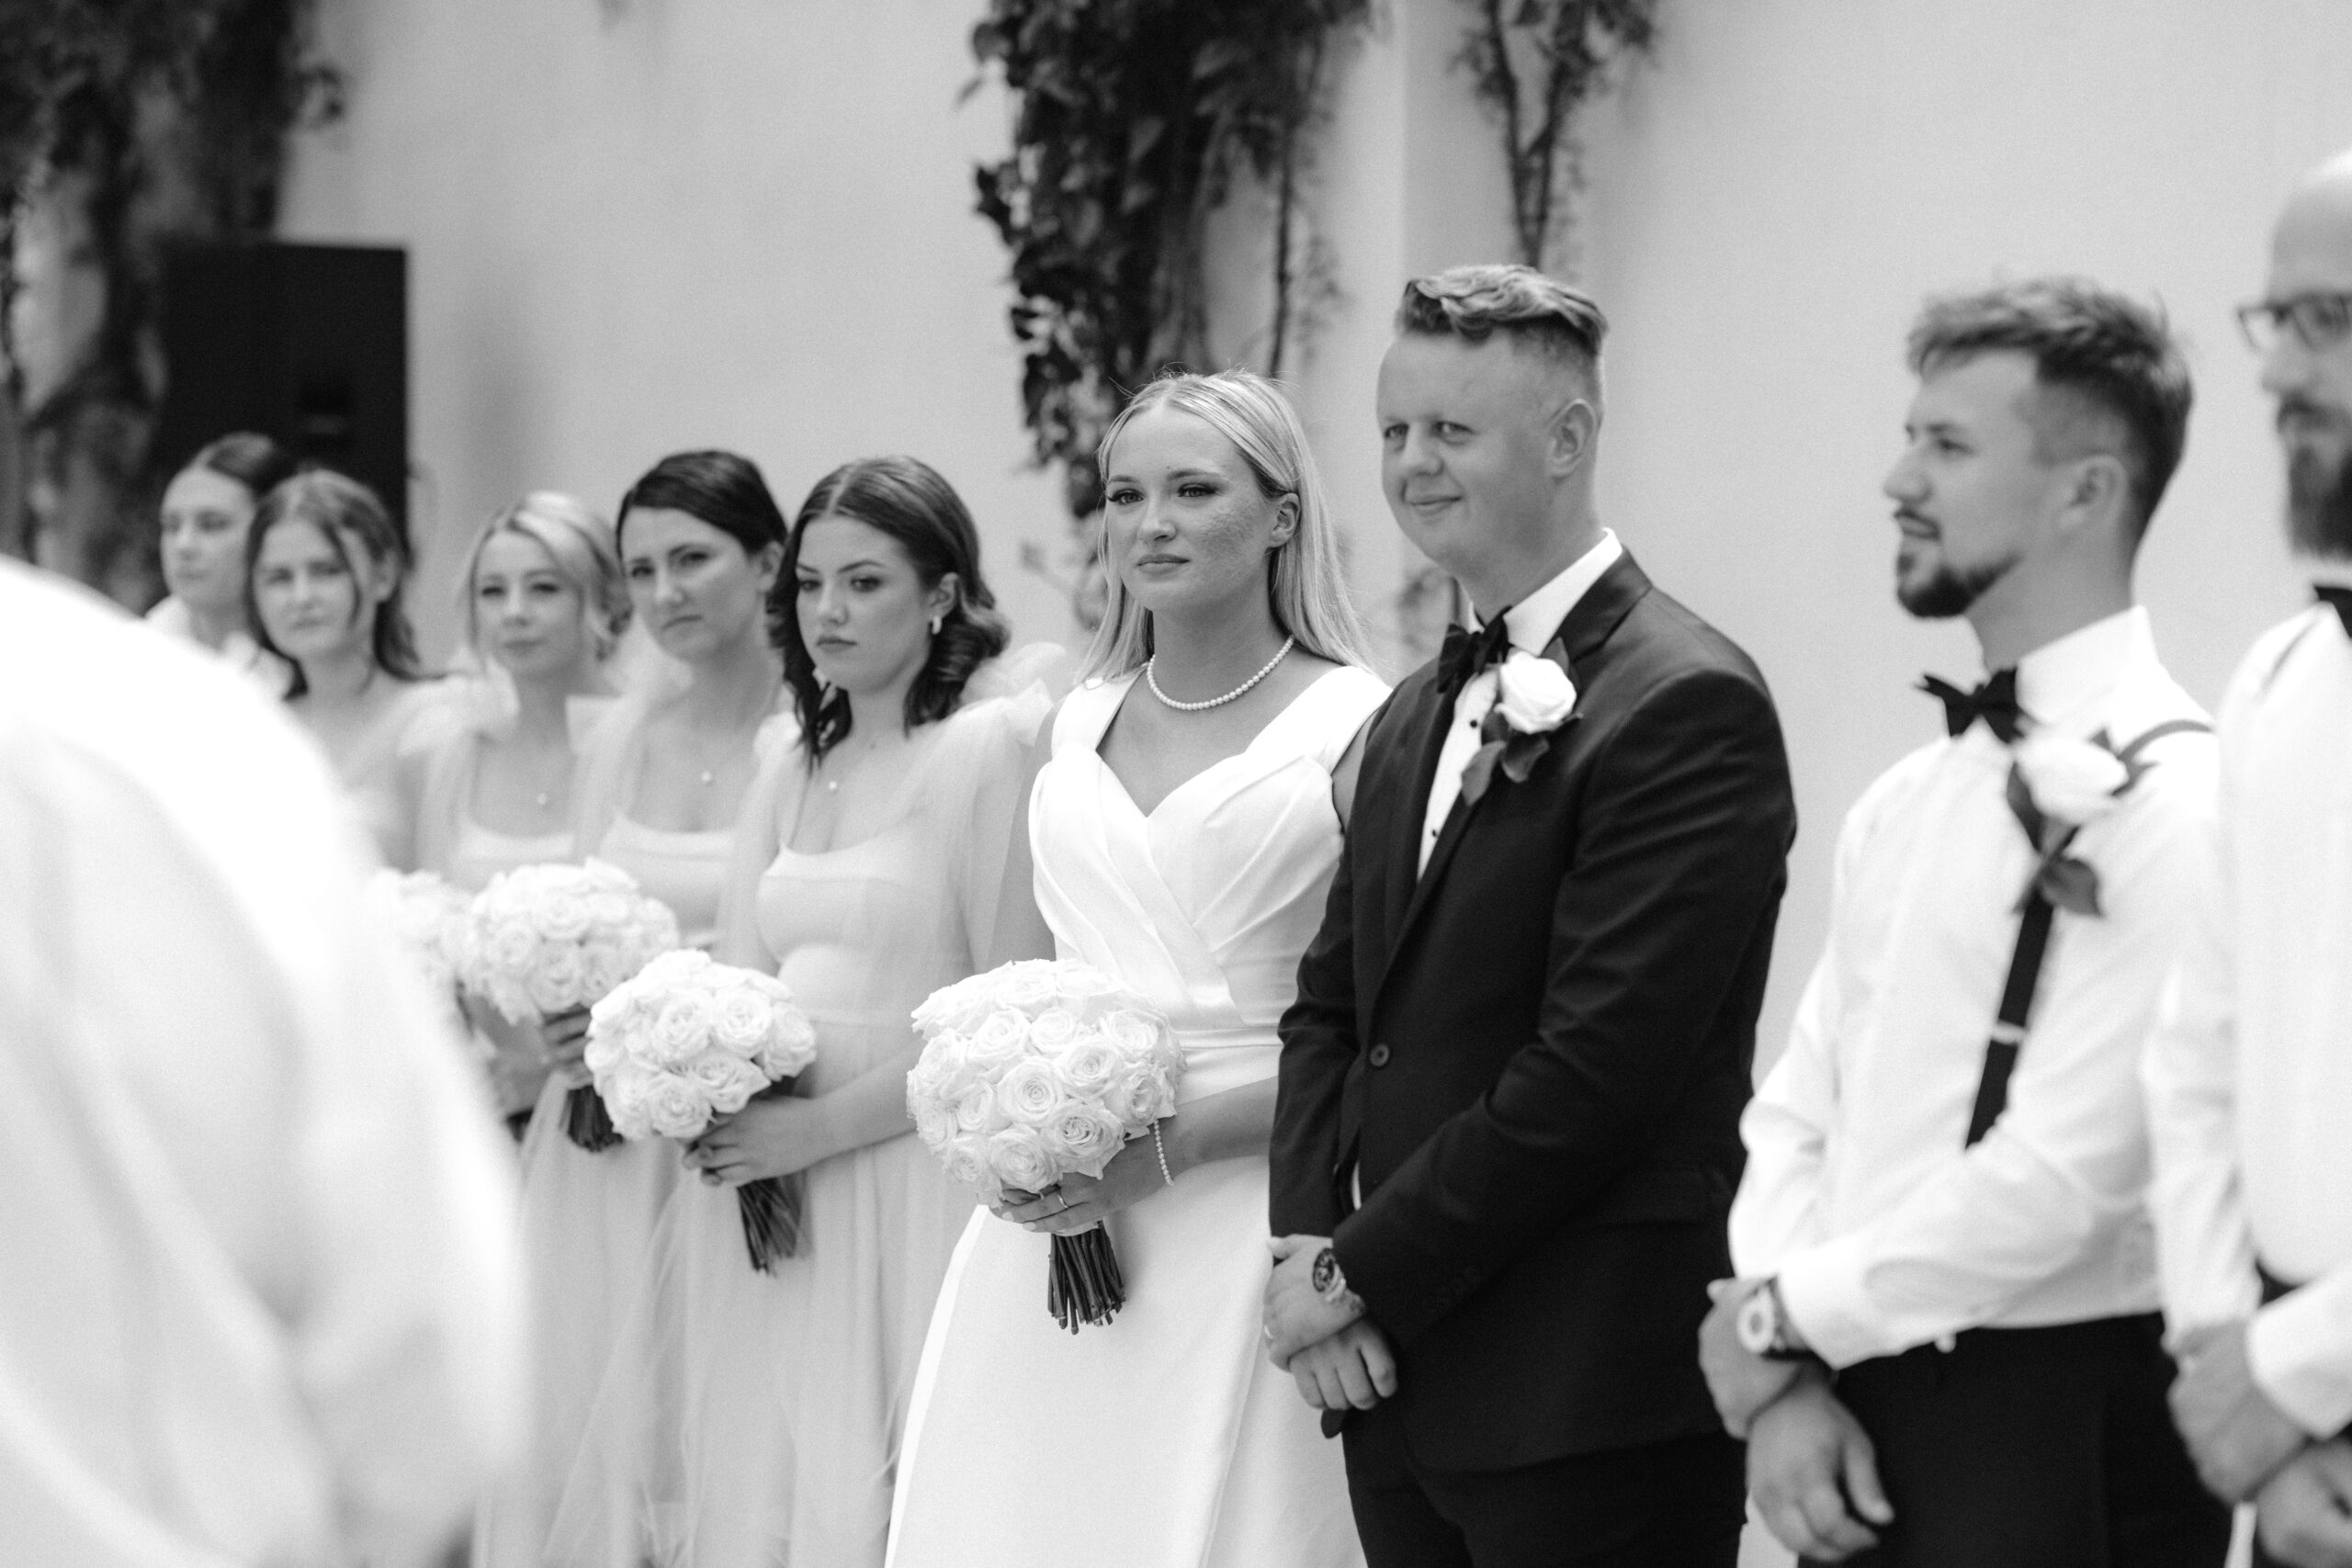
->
xmin=584 ymin=952 xmax=820 ymax=1269
xmin=561 ymin=1084 xmax=624 ymax=1152
xmin=909 ymin=959 xmax=1183 ymax=1334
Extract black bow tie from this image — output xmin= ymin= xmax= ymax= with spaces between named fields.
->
xmin=1438 ymin=615 xmax=1515 ymax=696
xmin=1921 ymin=668 xmax=2024 ymax=744
xmin=2318 ymin=584 xmax=2352 ymax=637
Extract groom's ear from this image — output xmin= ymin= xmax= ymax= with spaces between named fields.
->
xmin=1546 ymin=398 xmax=1600 ymax=481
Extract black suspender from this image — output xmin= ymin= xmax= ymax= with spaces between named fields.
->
xmin=1962 ymin=717 xmax=2213 ymax=1148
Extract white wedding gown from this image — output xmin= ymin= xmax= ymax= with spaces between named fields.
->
xmin=888 ymin=663 xmax=1387 ymax=1568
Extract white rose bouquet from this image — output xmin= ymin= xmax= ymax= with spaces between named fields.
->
xmin=908 ymin=958 xmax=1183 ymax=1331
xmin=583 ymin=949 xmax=820 ymax=1270
xmin=458 ymin=858 xmax=681 ymax=1150
xmin=364 ymin=868 xmax=472 ymax=1040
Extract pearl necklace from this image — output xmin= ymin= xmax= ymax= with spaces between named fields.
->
xmin=1146 ymin=637 xmax=1295 ymax=713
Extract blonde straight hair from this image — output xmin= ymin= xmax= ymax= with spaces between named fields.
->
xmin=1080 ymin=368 xmax=1373 ymax=682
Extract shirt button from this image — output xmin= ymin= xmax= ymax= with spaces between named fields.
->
xmin=1368 ymin=1043 xmax=1392 ymax=1067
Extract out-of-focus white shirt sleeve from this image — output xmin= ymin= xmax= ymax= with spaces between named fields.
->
xmin=0 ymin=564 xmax=520 ymax=1568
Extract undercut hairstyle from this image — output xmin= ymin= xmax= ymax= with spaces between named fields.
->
xmin=615 ymin=449 xmax=788 ymax=559
xmin=187 ymin=432 xmax=300 ymax=502
xmin=457 ymin=491 xmax=631 ymax=660
xmin=1395 ymin=264 xmax=1611 ymax=391
xmin=246 ymin=468 xmax=424 ymax=698
xmin=1907 ymin=278 xmax=2193 ymax=538
xmin=772 ymin=456 xmax=1012 ymax=762
xmin=1086 ymin=368 xmax=1374 ymax=682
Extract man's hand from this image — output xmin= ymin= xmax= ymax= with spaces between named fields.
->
xmin=2256 ymin=1438 xmax=2352 ymax=1568
xmin=1263 ymin=1234 xmax=1364 ymax=1365
xmin=1285 ymin=1320 xmax=1400 ymax=1413
xmin=2172 ymin=1321 xmax=2312 ymax=1500
xmin=1747 ymin=1370 xmax=1894 ymax=1562
xmin=1698 ymin=1276 xmax=1804 ymax=1438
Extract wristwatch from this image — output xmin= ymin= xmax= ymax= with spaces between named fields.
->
xmin=1735 ymin=1277 xmax=1809 ymax=1361
xmin=1310 ymin=1245 xmax=1353 ymax=1304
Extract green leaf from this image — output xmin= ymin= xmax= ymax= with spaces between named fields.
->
xmin=2037 ymin=854 xmax=2104 ymax=919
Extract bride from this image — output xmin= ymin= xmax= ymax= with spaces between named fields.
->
xmin=888 ymin=369 xmax=1387 ymax=1568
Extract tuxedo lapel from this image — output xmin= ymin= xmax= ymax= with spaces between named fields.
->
xmin=1369 ymin=553 xmax=1655 ymax=1015
xmin=1376 ymin=674 xmax=1457 ymax=957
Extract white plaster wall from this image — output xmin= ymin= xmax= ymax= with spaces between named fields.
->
xmin=279 ymin=0 xmax=1078 ymax=659
xmin=1567 ymin=0 xmax=2352 ymax=1075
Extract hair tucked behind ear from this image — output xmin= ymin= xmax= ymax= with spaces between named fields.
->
xmin=768 ymin=456 xmax=1011 ymax=763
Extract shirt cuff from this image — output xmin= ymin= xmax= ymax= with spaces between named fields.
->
xmin=2248 ymin=1290 xmax=2352 ymax=1439
xmin=1775 ymin=1234 xmax=1896 ymax=1371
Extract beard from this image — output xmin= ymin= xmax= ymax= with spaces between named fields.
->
xmin=1896 ymin=543 xmax=2017 ymax=619
xmin=2286 ymin=440 xmax=2352 ymax=559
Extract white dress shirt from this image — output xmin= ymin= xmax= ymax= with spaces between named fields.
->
xmin=1733 ymin=608 xmax=2214 ymax=1370
xmin=0 ymin=564 xmax=521 ymax=1567
xmin=2144 ymin=600 xmax=2352 ymax=1438
xmin=1419 ymin=530 xmax=1623 ymax=874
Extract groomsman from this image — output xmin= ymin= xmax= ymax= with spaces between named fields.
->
xmin=2145 ymin=151 xmax=2352 ymax=1568
xmin=1268 ymin=265 xmax=1796 ymax=1566
xmin=1702 ymin=278 xmax=2231 ymax=1566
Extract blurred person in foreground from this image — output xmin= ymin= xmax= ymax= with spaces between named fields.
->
xmin=0 ymin=557 xmax=522 ymax=1566
xmin=1704 ymin=278 xmax=2226 ymax=1565
xmin=2145 ymin=149 xmax=2352 ymax=1568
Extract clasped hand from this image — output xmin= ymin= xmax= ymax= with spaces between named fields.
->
xmin=537 ymin=1004 xmax=593 ymax=1087
xmin=2172 ymin=1320 xmax=2312 ymax=1501
xmin=993 ymin=1129 xmax=1176 ymax=1235
xmin=683 ymin=1088 xmax=833 ymax=1186
xmin=1262 ymin=1234 xmax=1396 ymax=1413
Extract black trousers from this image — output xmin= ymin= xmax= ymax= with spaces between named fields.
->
xmin=1341 ymin=1400 xmax=1745 ymax=1568
xmin=1801 ymin=1314 xmax=2230 ymax=1568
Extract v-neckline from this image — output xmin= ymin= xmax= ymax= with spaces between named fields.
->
xmin=1091 ymin=666 xmax=1342 ymax=823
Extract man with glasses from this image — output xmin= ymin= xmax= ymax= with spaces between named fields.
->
xmin=2146 ymin=150 xmax=2352 ymax=1568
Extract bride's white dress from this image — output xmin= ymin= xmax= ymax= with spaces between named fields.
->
xmin=888 ymin=663 xmax=1387 ymax=1568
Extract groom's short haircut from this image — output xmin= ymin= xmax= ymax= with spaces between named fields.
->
xmin=1396 ymin=265 xmax=1610 ymax=395
xmin=1907 ymin=277 xmax=2192 ymax=540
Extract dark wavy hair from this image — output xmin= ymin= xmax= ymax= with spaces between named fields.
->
xmin=769 ymin=456 xmax=1010 ymax=763
xmin=246 ymin=468 xmax=424 ymax=698
xmin=187 ymin=431 xmax=300 ymax=500
xmin=615 ymin=449 xmax=788 ymax=559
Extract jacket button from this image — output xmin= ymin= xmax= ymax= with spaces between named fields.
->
xmin=1368 ymin=1043 xmax=1392 ymax=1067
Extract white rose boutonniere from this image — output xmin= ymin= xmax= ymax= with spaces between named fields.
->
xmin=2003 ymin=729 xmax=2140 ymax=917
xmin=1461 ymin=640 xmax=1581 ymax=806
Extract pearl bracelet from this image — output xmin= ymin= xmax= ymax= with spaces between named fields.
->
xmin=1150 ymin=1120 xmax=1174 ymax=1186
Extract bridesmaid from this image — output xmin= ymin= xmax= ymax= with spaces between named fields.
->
xmin=478 ymin=452 xmax=791 ymax=1568
xmin=547 ymin=456 xmax=1056 ymax=1566
xmin=414 ymin=492 xmax=627 ymax=1129
xmin=149 ymin=432 xmax=298 ymax=690
xmin=246 ymin=468 xmax=450 ymax=868
xmin=888 ymin=370 xmax=1385 ymax=1568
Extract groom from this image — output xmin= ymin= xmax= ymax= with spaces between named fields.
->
xmin=1266 ymin=264 xmax=1796 ymax=1566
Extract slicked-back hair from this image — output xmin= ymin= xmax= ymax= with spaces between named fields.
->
xmin=773 ymin=456 xmax=1012 ymax=762
xmin=1395 ymin=265 xmax=1611 ymax=389
xmin=188 ymin=431 xmax=299 ymax=501
xmin=615 ymin=450 xmax=788 ymax=560
xmin=1907 ymin=278 xmax=2193 ymax=538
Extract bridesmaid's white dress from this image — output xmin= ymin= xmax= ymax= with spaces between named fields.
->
xmin=888 ymin=664 xmax=1388 ymax=1568
xmin=548 ymin=683 xmax=1047 ymax=1567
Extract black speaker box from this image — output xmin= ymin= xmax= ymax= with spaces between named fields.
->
xmin=154 ymin=241 xmax=409 ymax=545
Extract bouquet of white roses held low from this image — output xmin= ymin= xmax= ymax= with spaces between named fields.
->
xmin=365 ymin=868 xmax=473 ymax=1041
xmin=908 ymin=958 xmax=1184 ymax=1331
xmin=458 ymin=858 xmax=681 ymax=1151
xmin=584 ymin=949 xmax=820 ymax=1270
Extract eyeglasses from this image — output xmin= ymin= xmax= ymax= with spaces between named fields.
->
xmin=2237 ymin=293 xmax=2352 ymax=355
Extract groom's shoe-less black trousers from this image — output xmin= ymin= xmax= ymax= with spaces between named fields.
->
xmin=1803 ymin=1314 xmax=2230 ymax=1568
xmin=1341 ymin=1402 xmax=1745 ymax=1568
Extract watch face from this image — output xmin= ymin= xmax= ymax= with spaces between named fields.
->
xmin=1736 ymin=1288 xmax=1777 ymax=1356
xmin=1310 ymin=1247 xmax=1339 ymax=1295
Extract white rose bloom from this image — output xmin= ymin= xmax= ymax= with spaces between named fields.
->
xmin=954 ymin=1082 xmax=1003 ymax=1135
xmin=943 ymin=1134 xmax=999 ymax=1201
xmin=1495 ymin=649 xmax=1577 ymax=733
xmin=1052 ymin=1037 xmax=1124 ymax=1099
xmin=537 ymin=890 xmax=594 ymax=943
xmin=757 ymin=1009 xmax=818 ymax=1079
xmin=528 ymin=945 xmax=589 ymax=1015
xmin=996 ymin=1056 xmax=1069 ymax=1128
xmin=711 ymin=987 xmax=775 ymax=1054
xmin=482 ymin=920 xmax=539 ymax=976
xmin=987 ymin=1126 xmax=1058 ymax=1192
xmin=1044 ymin=1104 xmax=1127 ymax=1178
xmin=644 ymin=1073 xmax=715 ymax=1139
xmin=2015 ymin=731 xmax=2129 ymax=825
xmin=1028 ymin=1007 xmax=1080 ymax=1051
xmin=967 ymin=1010 xmax=1032 ymax=1072
xmin=998 ymin=965 xmax=1061 ymax=1012
xmin=685 ymin=1050 xmax=766 ymax=1114
xmin=912 ymin=1099 xmax=957 ymax=1153
xmin=650 ymin=991 xmax=716 ymax=1066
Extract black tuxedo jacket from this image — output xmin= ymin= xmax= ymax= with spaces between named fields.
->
xmin=1272 ymin=552 xmax=1795 ymax=1471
